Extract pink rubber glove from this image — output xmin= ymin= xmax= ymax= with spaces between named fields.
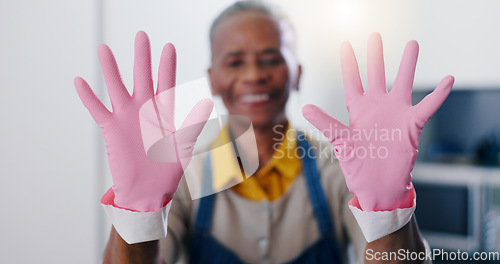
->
xmin=303 ymin=33 xmax=454 ymax=212
xmin=74 ymin=31 xmax=213 ymax=212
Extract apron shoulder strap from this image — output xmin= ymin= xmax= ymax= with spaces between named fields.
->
xmin=297 ymin=132 xmax=334 ymax=235
xmin=194 ymin=155 xmax=217 ymax=234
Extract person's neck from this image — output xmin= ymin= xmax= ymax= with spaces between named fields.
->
xmin=253 ymin=119 xmax=289 ymax=170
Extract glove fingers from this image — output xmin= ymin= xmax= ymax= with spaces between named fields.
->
xmin=341 ymin=42 xmax=364 ymax=108
xmin=392 ymin=40 xmax=419 ymax=102
xmin=367 ymin=32 xmax=387 ymax=95
xmin=157 ymin=43 xmax=177 ymax=95
xmin=156 ymin=43 xmax=177 ymax=128
xmin=74 ymin=77 xmax=111 ymax=124
xmin=176 ymin=99 xmax=213 ymax=165
xmin=98 ymin=44 xmax=130 ymax=111
xmin=413 ymin=75 xmax=454 ymax=126
xmin=302 ymin=104 xmax=349 ymax=143
xmin=180 ymin=98 xmax=214 ymax=134
xmin=133 ymin=31 xmax=154 ymax=100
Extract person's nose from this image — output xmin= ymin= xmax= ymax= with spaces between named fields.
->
xmin=242 ymin=63 xmax=269 ymax=85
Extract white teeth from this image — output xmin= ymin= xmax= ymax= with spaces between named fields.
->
xmin=239 ymin=93 xmax=270 ymax=103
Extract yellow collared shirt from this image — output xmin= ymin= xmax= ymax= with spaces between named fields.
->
xmin=211 ymin=125 xmax=301 ymax=201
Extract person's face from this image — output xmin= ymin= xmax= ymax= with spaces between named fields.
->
xmin=209 ymin=11 xmax=300 ymax=129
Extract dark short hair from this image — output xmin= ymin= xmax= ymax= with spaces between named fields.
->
xmin=209 ymin=0 xmax=295 ymax=52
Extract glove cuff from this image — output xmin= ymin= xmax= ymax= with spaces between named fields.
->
xmin=101 ymin=188 xmax=172 ymax=244
xmin=348 ymin=187 xmax=416 ymax=242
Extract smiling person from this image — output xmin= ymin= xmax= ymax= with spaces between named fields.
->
xmin=76 ymin=1 xmax=456 ymax=263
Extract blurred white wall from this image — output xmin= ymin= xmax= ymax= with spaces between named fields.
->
xmin=1 ymin=0 xmax=499 ymax=263
xmin=0 ymin=0 xmax=102 ymax=263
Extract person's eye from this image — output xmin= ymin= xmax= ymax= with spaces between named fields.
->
xmin=228 ymin=60 xmax=243 ymax=68
xmin=261 ymin=58 xmax=283 ymax=66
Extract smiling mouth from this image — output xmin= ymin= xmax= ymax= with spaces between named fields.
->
xmin=238 ymin=93 xmax=271 ymax=104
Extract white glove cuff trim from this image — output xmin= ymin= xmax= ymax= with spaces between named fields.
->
xmin=101 ymin=194 xmax=172 ymax=244
xmin=348 ymin=189 xmax=416 ymax=243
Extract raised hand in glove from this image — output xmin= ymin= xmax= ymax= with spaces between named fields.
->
xmin=75 ymin=31 xmax=213 ymax=213
xmin=303 ymin=33 xmax=454 ymax=212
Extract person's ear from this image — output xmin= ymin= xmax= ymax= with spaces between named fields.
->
xmin=294 ymin=64 xmax=302 ymax=91
xmin=208 ymin=67 xmax=217 ymax=95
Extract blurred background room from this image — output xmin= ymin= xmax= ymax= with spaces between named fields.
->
xmin=1 ymin=0 xmax=499 ymax=263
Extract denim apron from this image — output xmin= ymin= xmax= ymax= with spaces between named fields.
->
xmin=189 ymin=134 xmax=343 ymax=264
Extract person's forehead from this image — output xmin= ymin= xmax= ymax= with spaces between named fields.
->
xmin=212 ymin=11 xmax=283 ymax=56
